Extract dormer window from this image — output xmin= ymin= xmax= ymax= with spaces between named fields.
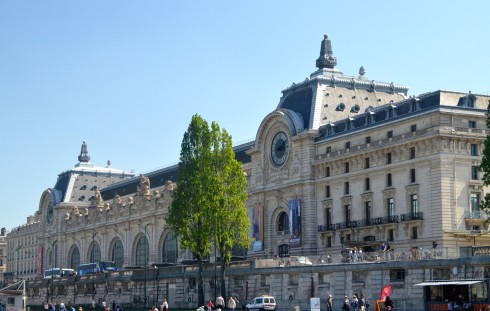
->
xmin=336 ymin=103 xmax=346 ymax=111
xmin=458 ymin=93 xmax=476 ymax=108
xmin=80 ymin=185 xmax=87 ymax=190
xmin=351 ymin=105 xmax=360 ymax=113
xmin=411 ymin=98 xmax=419 ymax=112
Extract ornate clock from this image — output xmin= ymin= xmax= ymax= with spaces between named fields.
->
xmin=46 ymin=200 xmax=54 ymax=225
xmin=271 ymin=131 xmax=289 ymax=166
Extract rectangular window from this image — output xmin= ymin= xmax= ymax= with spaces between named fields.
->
xmin=0 ymin=258 xmax=2 ymax=266
xmin=345 ymin=205 xmax=351 ymax=223
xmin=365 ymin=157 xmax=370 ymax=169
xmin=387 ymin=152 xmax=392 ymax=164
xmin=471 ymin=144 xmax=478 ymax=156
xmin=365 ymin=201 xmax=372 ymax=224
xmin=412 ymin=226 xmax=418 ymax=239
xmin=326 ymin=146 xmax=331 ymax=154
xmin=326 ymin=208 xmax=332 ymax=228
xmin=469 ymin=120 xmax=476 ymax=129
xmin=366 ymin=136 xmax=371 ymax=144
xmin=387 ymin=130 xmax=393 ymax=139
xmin=345 ymin=141 xmax=351 ymax=149
xmin=470 ymin=193 xmax=480 ymax=213
xmin=387 ymin=173 xmax=392 ymax=187
xmin=325 ymin=166 xmax=330 ymax=177
xmin=365 ymin=177 xmax=370 ymax=191
xmin=388 ymin=229 xmax=394 ymax=241
xmin=327 ymin=236 xmax=332 ymax=248
xmin=345 ymin=162 xmax=350 ymax=173
xmin=471 ymin=166 xmax=479 ymax=180
xmin=325 ymin=185 xmax=330 ymax=198
xmin=410 ymin=168 xmax=416 ymax=183
xmin=390 ymin=269 xmax=405 ymax=281
xmin=411 ymin=194 xmax=419 ymax=215
xmin=411 ymin=124 xmax=417 ymax=132
xmin=344 ymin=182 xmax=350 ymax=195
xmin=387 ymin=198 xmax=394 ymax=217
xmin=410 ymin=147 xmax=416 ymax=159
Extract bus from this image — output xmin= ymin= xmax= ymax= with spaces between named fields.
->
xmin=78 ymin=261 xmax=118 ymax=276
xmin=44 ymin=268 xmax=76 ymax=279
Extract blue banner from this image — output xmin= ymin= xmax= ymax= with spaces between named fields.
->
xmin=289 ymin=198 xmax=301 ymax=246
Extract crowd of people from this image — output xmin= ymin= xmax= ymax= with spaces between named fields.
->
xmin=41 ymin=299 xmax=127 ymax=311
xmin=193 ymin=295 xmax=240 ymax=311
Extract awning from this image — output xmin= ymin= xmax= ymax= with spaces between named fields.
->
xmin=415 ymin=280 xmax=484 ymax=286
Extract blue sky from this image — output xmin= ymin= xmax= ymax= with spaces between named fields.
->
xmin=1 ymin=1 xmax=489 ymax=230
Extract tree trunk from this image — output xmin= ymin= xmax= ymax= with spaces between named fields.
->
xmin=198 ymin=258 xmax=205 ymax=307
xmin=220 ymin=257 xmax=227 ymax=304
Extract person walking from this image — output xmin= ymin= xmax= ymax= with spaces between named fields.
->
xmin=342 ymin=296 xmax=350 ymax=311
xmin=161 ymin=299 xmax=169 ymax=311
xmin=207 ymin=300 xmax=214 ymax=311
xmin=228 ymin=297 xmax=236 ymax=311
xmin=326 ymin=294 xmax=333 ymax=311
xmin=384 ymin=296 xmax=394 ymax=311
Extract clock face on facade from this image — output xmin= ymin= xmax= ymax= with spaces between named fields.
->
xmin=271 ymin=131 xmax=289 ymax=166
xmin=46 ymin=201 xmax=54 ymax=225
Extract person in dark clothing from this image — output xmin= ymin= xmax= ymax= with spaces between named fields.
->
xmin=384 ymin=296 xmax=394 ymax=311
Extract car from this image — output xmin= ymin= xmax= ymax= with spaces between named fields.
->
xmin=245 ymin=295 xmax=276 ymax=311
xmin=289 ymin=256 xmax=313 ymax=265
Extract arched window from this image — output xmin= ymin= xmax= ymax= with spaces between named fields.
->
xmin=111 ymin=239 xmax=124 ymax=269
xmin=162 ymin=232 xmax=177 ymax=263
xmin=90 ymin=242 xmax=101 ymax=263
xmin=70 ymin=246 xmax=80 ymax=270
xmin=136 ymin=236 xmax=149 ymax=267
xmin=277 ymin=212 xmax=289 ymax=232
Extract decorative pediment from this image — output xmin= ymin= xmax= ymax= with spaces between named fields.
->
xmin=341 ymin=195 xmax=352 ymax=206
xmin=383 ymin=188 xmax=395 ymax=199
xmin=361 ymin=192 xmax=373 ymax=202
xmin=322 ymin=199 xmax=333 ymax=209
xmin=405 ymin=184 xmax=419 ymax=195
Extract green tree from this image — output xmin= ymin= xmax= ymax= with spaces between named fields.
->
xmin=167 ymin=114 xmax=215 ymax=306
xmin=209 ymin=123 xmax=251 ymax=303
xmin=479 ymin=102 xmax=490 ymax=218
xmin=167 ymin=114 xmax=250 ymax=307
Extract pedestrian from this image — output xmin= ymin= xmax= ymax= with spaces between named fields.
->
xmin=448 ymin=301 xmax=454 ymax=311
xmin=342 ymin=296 xmax=350 ymax=311
xmin=60 ymin=301 xmax=66 ymax=311
xmin=78 ymin=307 xmax=83 ymax=311
xmin=112 ymin=301 xmax=116 ymax=311
xmin=358 ymin=294 xmax=365 ymax=311
xmin=384 ymin=296 xmax=394 ymax=311
xmin=326 ymin=294 xmax=333 ymax=311
xmin=228 ymin=296 xmax=236 ymax=311
xmin=161 ymin=299 xmax=169 ymax=311
xmin=216 ymin=296 xmax=224 ymax=310
xmin=362 ymin=294 xmax=370 ymax=311
xmin=207 ymin=300 xmax=214 ymax=311
xmin=234 ymin=297 xmax=240 ymax=310
xmin=351 ymin=295 xmax=359 ymax=311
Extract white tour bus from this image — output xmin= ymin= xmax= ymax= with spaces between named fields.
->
xmin=43 ymin=268 xmax=75 ymax=279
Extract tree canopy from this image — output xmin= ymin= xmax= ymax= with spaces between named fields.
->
xmin=479 ymin=103 xmax=490 ymax=218
xmin=166 ymin=114 xmax=250 ymax=306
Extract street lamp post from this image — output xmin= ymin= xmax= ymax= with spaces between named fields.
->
xmin=91 ymin=232 xmax=98 ymax=301
xmin=15 ymin=245 xmax=23 ymax=282
xmin=143 ymin=223 xmax=151 ymax=308
xmin=50 ymin=240 xmax=57 ymax=303
xmin=154 ymin=266 xmax=158 ymax=307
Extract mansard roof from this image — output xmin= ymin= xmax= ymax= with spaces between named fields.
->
xmin=317 ymin=90 xmax=490 ymax=141
xmin=100 ymin=141 xmax=255 ymax=201
xmin=51 ymin=142 xmax=134 ymax=205
xmin=277 ymin=35 xmax=409 ymax=131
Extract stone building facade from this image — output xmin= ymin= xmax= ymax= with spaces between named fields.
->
xmin=5 ymin=35 xmax=490 ymax=311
